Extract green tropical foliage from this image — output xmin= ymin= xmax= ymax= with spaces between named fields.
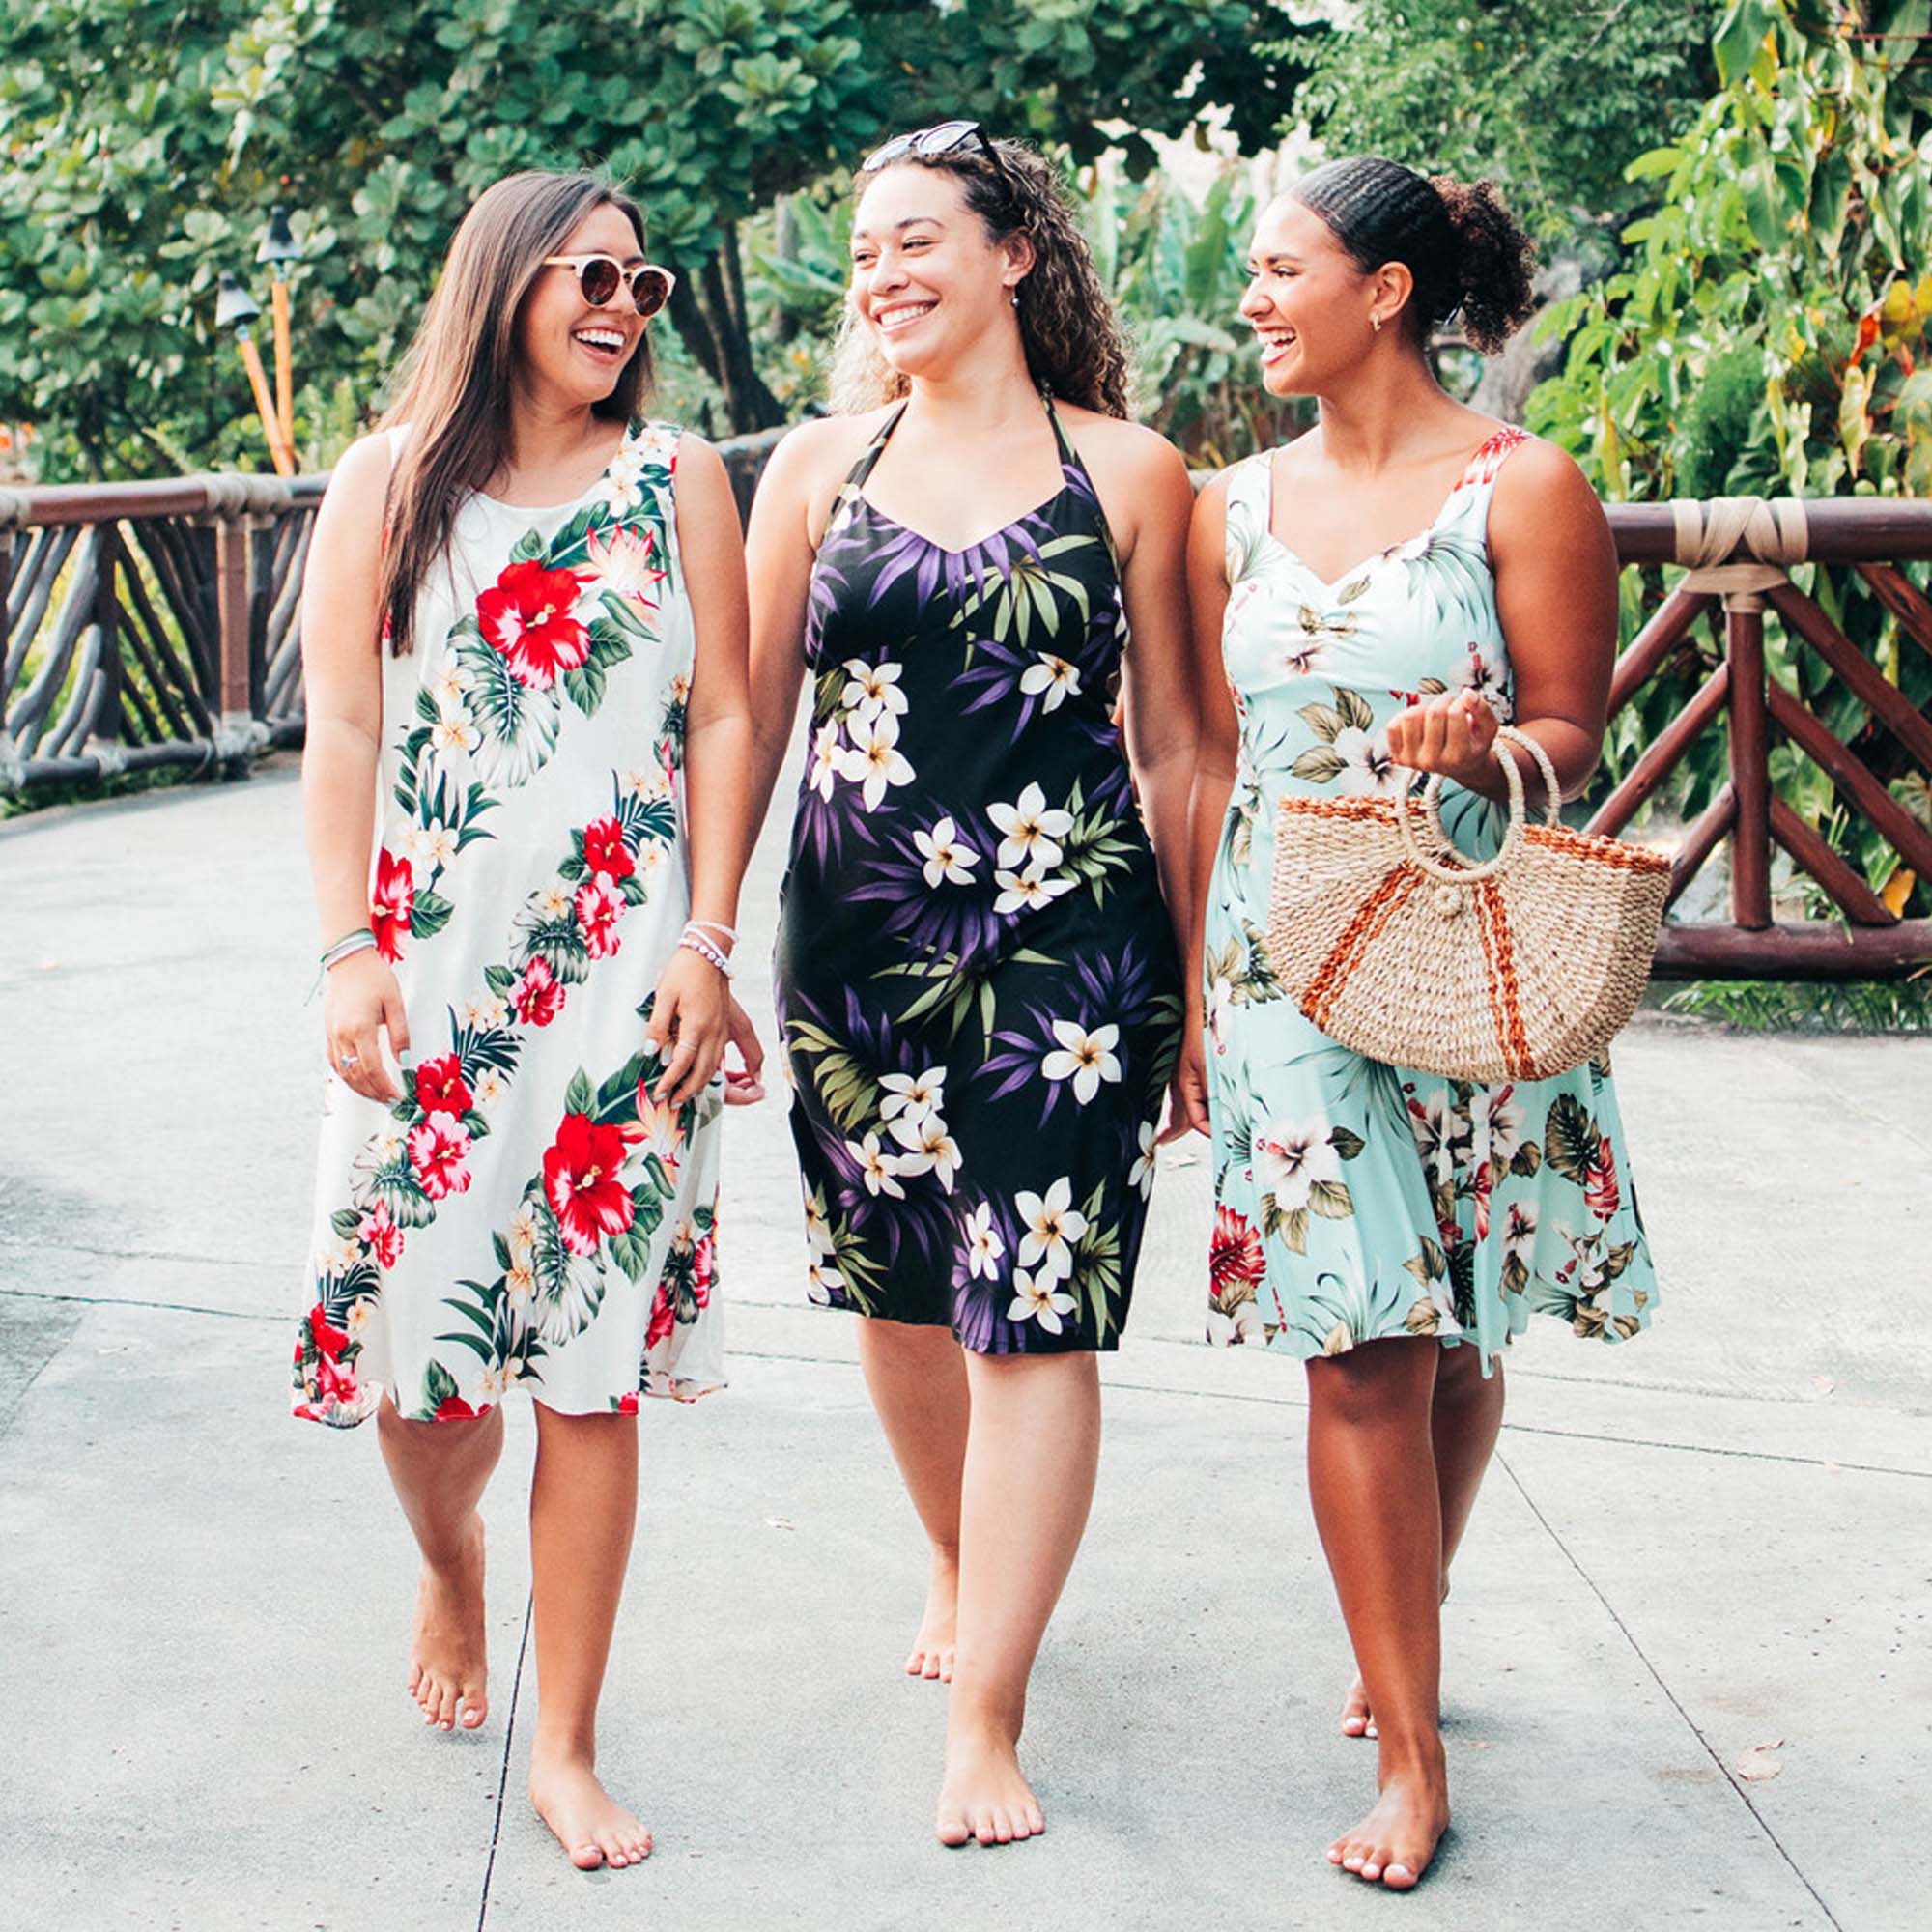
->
xmin=1531 ymin=0 xmax=1932 ymax=917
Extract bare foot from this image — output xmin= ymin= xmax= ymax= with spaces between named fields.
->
xmin=935 ymin=1722 xmax=1045 ymax=1848
xmin=1325 ymin=1749 xmax=1451 ymax=1890
xmin=408 ymin=1514 xmax=488 ymax=1732
xmin=1341 ymin=1578 xmax=1448 ymax=1742
xmin=904 ymin=1548 xmax=958 ymax=1683
xmin=529 ymin=1745 xmax=652 ymax=1871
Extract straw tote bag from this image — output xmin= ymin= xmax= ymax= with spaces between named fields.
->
xmin=1264 ymin=726 xmax=1670 ymax=1082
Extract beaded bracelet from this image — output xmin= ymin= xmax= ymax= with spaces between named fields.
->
xmin=678 ymin=924 xmax=734 ymax=978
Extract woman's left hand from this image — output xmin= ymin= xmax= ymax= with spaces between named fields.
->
xmin=1385 ymin=688 xmax=1498 ymax=790
xmin=646 ymin=946 xmax=731 ymax=1105
xmin=1160 ymin=1027 xmax=1210 ymax=1143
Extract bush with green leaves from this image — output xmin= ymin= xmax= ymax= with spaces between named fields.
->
xmin=1530 ymin=0 xmax=1932 ymax=918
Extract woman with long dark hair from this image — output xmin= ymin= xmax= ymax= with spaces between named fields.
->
xmin=293 ymin=170 xmax=759 ymax=1870
xmin=744 ymin=126 xmax=1204 ymax=1846
xmin=1185 ymin=158 xmax=1657 ymax=1888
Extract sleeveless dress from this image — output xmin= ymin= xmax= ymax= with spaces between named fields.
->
xmin=774 ymin=400 xmax=1185 ymax=1352
xmin=292 ymin=421 xmax=725 ymax=1427
xmin=1205 ymin=429 xmax=1658 ymax=1363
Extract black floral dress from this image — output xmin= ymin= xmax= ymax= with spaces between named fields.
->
xmin=774 ymin=399 xmax=1184 ymax=1353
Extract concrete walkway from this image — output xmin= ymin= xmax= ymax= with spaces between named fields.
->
xmin=2 ymin=757 xmax=1927 ymax=1932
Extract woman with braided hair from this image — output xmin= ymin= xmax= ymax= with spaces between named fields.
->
xmin=745 ymin=125 xmax=1203 ymax=1846
xmin=1183 ymin=157 xmax=1657 ymax=1888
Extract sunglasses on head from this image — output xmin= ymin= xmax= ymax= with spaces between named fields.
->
xmin=541 ymin=253 xmax=676 ymax=319
xmin=860 ymin=120 xmax=1015 ymax=196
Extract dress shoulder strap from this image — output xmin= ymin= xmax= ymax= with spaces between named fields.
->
xmin=845 ymin=402 xmax=909 ymax=491
xmin=1221 ymin=451 xmax=1273 ymax=583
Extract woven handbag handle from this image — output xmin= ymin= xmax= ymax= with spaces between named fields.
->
xmin=1393 ymin=724 xmax=1563 ymax=885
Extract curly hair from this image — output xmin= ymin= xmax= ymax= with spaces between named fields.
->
xmin=1291 ymin=157 xmax=1538 ymax=355
xmin=830 ymin=137 xmax=1131 ymax=417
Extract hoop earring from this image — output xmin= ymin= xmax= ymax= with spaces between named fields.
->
xmin=1371 ymin=313 xmax=1384 ymax=334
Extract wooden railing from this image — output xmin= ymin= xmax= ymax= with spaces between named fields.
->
xmin=4 ymin=453 xmax=1928 ymax=980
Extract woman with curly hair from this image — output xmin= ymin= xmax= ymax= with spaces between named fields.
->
xmin=295 ymin=170 xmax=760 ymax=1872
xmin=1184 ymin=157 xmax=1657 ymax=1889
xmin=744 ymin=125 xmax=1204 ymax=1846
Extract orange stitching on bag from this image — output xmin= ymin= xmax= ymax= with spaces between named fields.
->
xmin=1523 ymin=824 xmax=1670 ymax=873
xmin=1477 ymin=879 xmax=1534 ymax=1077
xmin=1302 ymin=863 xmax=1421 ymax=1028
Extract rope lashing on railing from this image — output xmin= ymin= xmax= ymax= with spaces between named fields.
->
xmin=1671 ymin=495 xmax=1810 ymax=611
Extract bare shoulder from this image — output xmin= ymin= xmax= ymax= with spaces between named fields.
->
xmin=761 ymin=409 xmax=892 ymax=495
xmin=1489 ymin=431 xmax=1606 ymax=537
xmin=670 ymin=429 xmax=730 ymax=494
xmin=1058 ymin=405 xmax=1189 ymax=490
xmin=314 ymin=431 xmax=396 ymax=542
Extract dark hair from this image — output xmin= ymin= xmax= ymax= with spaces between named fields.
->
xmin=1290 ymin=157 xmax=1537 ymax=355
xmin=832 ymin=138 xmax=1131 ymax=418
xmin=377 ymin=171 xmax=654 ymax=655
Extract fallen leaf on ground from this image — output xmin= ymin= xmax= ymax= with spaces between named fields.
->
xmin=1735 ymin=1742 xmax=1784 ymax=1781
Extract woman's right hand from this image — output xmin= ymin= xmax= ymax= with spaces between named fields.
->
xmin=323 ymin=950 xmax=411 ymax=1103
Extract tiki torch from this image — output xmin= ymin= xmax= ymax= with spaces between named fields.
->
xmin=256 ymin=205 xmax=300 ymax=461
xmin=216 ymin=271 xmax=295 ymax=478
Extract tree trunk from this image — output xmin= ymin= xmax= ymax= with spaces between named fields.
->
xmin=667 ymin=219 xmax=785 ymax=435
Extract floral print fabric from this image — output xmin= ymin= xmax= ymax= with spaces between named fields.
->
xmin=293 ymin=423 xmax=725 ymax=1427
xmin=775 ymin=401 xmax=1184 ymax=1352
xmin=1206 ymin=430 xmax=1657 ymax=1364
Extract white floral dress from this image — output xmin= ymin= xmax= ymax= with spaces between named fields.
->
xmin=293 ymin=422 xmax=725 ymax=1427
xmin=1204 ymin=428 xmax=1658 ymax=1364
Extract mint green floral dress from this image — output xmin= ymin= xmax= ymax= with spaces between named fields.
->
xmin=1204 ymin=428 xmax=1658 ymax=1365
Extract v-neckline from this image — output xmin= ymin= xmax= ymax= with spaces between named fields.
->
xmin=1261 ymin=432 xmax=1499 ymax=596
xmin=853 ymin=397 xmax=1076 ymax=558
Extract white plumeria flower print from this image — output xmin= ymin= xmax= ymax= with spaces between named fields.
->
xmin=1128 ymin=1119 xmax=1157 ymax=1199
xmin=808 ymin=720 xmax=843 ymax=802
xmin=1332 ymin=724 xmax=1399 ymax=796
xmin=1008 ymin=1265 xmax=1076 ymax=1334
xmin=403 ymin=818 xmax=459 ymax=877
xmin=1040 ymin=1019 xmax=1122 ymax=1104
xmin=837 ymin=712 xmax=915 ymax=810
xmin=621 ymin=763 xmax=670 ymax=802
xmin=473 ymin=1067 xmax=507 ymax=1109
xmin=964 ymin=1203 xmax=1005 ymax=1281
xmin=806 ymin=1256 xmax=845 ymax=1306
xmin=1015 ymin=1177 xmax=1087 ymax=1284
xmin=840 ymin=657 xmax=907 ymax=724
xmin=994 ymin=865 xmax=1077 ymax=917
xmin=803 ymin=1191 xmax=832 ymax=1259
xmin=1253 ymin=1115 xmax=1342 ymax=1212
xmin=508 ymin=1202 xmax=540 ymax=1255
xmin=1018 ymin=652 xmax=1082 ymax=711
xmin=1206 ymin=974 xmax=1233 ymax=1054
xmin=890 ymin=1113 xmax=962 ymax=1192
xmin=538 ymin=883 xmax=574 ymax=921
xmin=989 ymin=781 xmax=1073 ymax=870
xmin=426 ymin=654 xmax=473 ymax=711
xmin=846 ymin=1131 xmax=907 ymax=1199
xmin=913 ymin=815 xmax=980 ymax=888
xmin=879 ymin=1067 xmax=946 ymax=1125
xmin=505 ymin=1258 xmax=536 ymax=1306
xmin=429 ymin=709 xmax=480 ymax=756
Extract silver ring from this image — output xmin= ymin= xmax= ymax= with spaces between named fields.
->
xmin=338 ymin=1049 xmax=360 ymax=1068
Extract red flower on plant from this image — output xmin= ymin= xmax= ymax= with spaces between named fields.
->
xmin=645 ymin=1280 xmax=676 ymax=1350
xmin=476 ymin=559 xmax=589 ymax=689
xmin=575 ymin=875 xmax=626 ymax=960
xmin=1208 ymin=1206 xmax=1265 ymax=1303
xmin=356 ymin=1201 xmax=405 ymax=1268
xmin=1584 ymin=1135 xmax=1621 ymax=1221
xmin=370 ymin=847 xmax=414 ymax=963
xmin=409 ymin=1117 xmax=473 ymax=1202
xmin=514 ymin=956 xmax=566 ymax=1027
xmin=543 ymin=1112 xmax=634 ymax=1256
xmin=582 ymin=817 xmax=636 ymax=881
xmin=414 ymin=1053 xmax=473 ymax=1119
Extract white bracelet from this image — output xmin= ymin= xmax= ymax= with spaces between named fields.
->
xmin=686 ymin=918 xmax=738 ymax=948
xmin=678 ymin=929 xmax=733 ymax=979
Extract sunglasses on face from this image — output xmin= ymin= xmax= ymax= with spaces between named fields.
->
xmin=860 ymin=120 xmax=1015 ymax=196
xmin=540 ymin=254 xmax=676 ymax=319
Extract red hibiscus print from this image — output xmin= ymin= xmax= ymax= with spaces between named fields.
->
xmin=614 ymin=1391 xmax=640 ymax=1416
xmin=1208 ymin=1206 xmax=1265 ymax=1303
xmin=645 ymin=1280 xmax=676 ymax=1350
xmin=435 ymin=1395 xmax=489 ymax=1422
xmin=691 ymin=1232 xmax=716 ymax=1309
xmin=514 ymin=956 xmax=566 ymax=1027
xmin=1584 ymin=1135 xmax=1621 ymax=1221
xmin=413 ymin=1054 xmax=473 ymax=1119
xmin=370 ymin=847 xmax=414 ymax=963
xmin=306 ymin=1350 xmax=359 ymax=1411
xmin=575 ymin=875 xmax=625 ymax=960
xmin=476 ymin=559 xmax=589 ymax=689
xmin=357 ymin=1201 xmax=405 ymax=1268
xmin=582 ymin=817 xmax=636 ymax=880
xmin=409 ymin=1117 xmax=473 ymax=1202
xmin=304 ymin=1300 xmax=349 ymax=1361
xmin=543 ymin=1112 xmax=634 ymax=1256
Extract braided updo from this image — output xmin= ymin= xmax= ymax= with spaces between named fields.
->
xmin=1291 ymin=157 xmax=1537 ymax=355
xmin=831 ymin=137 xmax=1132 ymax=418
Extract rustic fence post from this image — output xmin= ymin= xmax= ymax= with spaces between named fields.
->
xmin=0 ymin=488 xmax=26 ymax=792
xmin=193 ymin=473 xmax=292 ymax=777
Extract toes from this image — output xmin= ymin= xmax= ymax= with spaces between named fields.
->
xmin=1024 ymin=1801 xmax=1044 ymax=1836
xmin=459 ymin=1690 xmax=488 ymax=1729
xmin=905 ymin=1649 xmax=925 ymax=1677
xmin=570 ymin=1841 xmax=605 ymax=1871
xmin=939 ymin=1652 xmax=954 ymax=1684
xmin=922 ymin=1652 xmax=944 ymax=1681
xmin=935 ymin=1812 xmax=972 ymax=1849
xmin=1383 ymin=1863 xmax=1418 ymax=1890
